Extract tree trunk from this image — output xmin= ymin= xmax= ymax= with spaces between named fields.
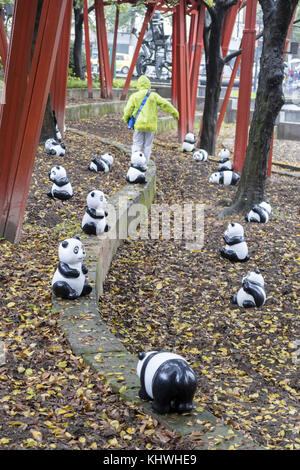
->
xmin=73 ymin=2 xmax=84 ymax=80
xmin=32 ymin=0 xmax=56 ymax=143
xmin=198 ymin=9 xmax=227 ymax=155
xmin=221 ymin=0 xmax=298 ymax=216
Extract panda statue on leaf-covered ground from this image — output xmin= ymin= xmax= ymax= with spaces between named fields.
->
xmin=231 ymin=269 xmax=266 ymax=308
xmin=217 ymin=148 xmax=232 ymax=171
xmin=88 ymin=153 xmax=114 ymax=173
xmin=47 ymin=165 xmax=73 ymax=201
xmin=209 ymin=170 xmax=240 ymax=186
xmin=182 ymin=133 xmax=197 ymax=152
xmin=193 ymin=149 xmax=208 ymax=162
xmin=45 ymin=138 xmax=66 ymax=156
xmin=220 ymin=222 xmax=249 ymax=262
xmin=136 ymin=350 xmax=197 ymax=414
xmin=245 ymin=201 xmax=271 ymax=223
xmin=51 ymin=236 xmax=92 ymax=300
xmin=126 ymin=151 xmax=147 ymax=184
xmin=81 ymin=190 xmax=109 ymax=236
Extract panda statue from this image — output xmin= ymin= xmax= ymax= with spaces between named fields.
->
xmin=126 ymin=151 xmax=147 ymax=184
xmin=136 ymin=350 xmax=197 ymax=415
xmin=209 ymin=170 xmax=240 ymax=186
xmin=245 ymin=201 xmax=271 ymax=223
xmin=47 ymin=165 xmax=73 ymax=200
xmin=81 ymin=190 xmax=109 ymax=236
xmin=231 ymin=269 xmax=266 ymax=308
xmin=182 ymin=133 xmax=197 ymax=152
xmin=45 ymin=138 xmax=66 ymax=156
xmin=88 ymin=153 xmax=114 ymax=173
xmin=220 ymin=222 xmax=249 ymax=262
xmin=218 ymin=148 xmax=232 ymax=171
xmin=193 ymin=149 xmax=208 ymax=162
xmin=51 ymin=236 xmax=92 ymax=300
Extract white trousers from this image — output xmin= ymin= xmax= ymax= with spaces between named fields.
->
xmin=132 ymin=130 xmax=155 ymax=163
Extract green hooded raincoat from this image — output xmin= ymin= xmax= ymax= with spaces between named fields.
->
xmin=123 ymin=75 xmax=179 ymax=132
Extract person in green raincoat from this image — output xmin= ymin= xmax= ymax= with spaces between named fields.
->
xmin=123 ymin=75 xmax=179 ymax=163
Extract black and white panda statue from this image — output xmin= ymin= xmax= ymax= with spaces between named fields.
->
xmin=47 ymin=165 xmax=73 ymax=200
xmin=193 ymin=149 xmax=208 ymax=162
xmin=45 ymin=138 xmax=66 ymax=156
xmin=245 ymin=201 xmax=271 ymax=223
xmin=182 ymin=133 xmax=197 ymax=152
xmin=209 ymin=170 xmax=240 ymax=186
xmin=126 ymin=151 xmax=147 ymax=184
xmin=218 ymin=148 xmax=232 ymax=171
xmin=88 ymin=153 xmax=114 ymax=173
xmin=231 ymin=269 xmax=266 ymax=308
xmin=220 ymin=222 xmax=249 ymax=262
xmin=51 ymin=236 xmax=92 ymax=300
xmin=81 ymin=190 xmax=109 ymax=235
xmin=136 ymin=350 xmax=197 ymax=414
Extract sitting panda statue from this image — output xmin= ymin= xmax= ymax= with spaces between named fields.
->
xmin=126 ymin=151 xmax=147 ymax=184
xmin=45 ymin=138 xmax=66 ymax=156
xmin=81 ymin=190 xmax=109 ymax=236
xmin=220 ymin=222 xmax=249 ymax=262
xmin=51 ymin=236 xmax=92 ymax=300
xmin=218 ymin=148 xmax=232 ymax=171
xmin=136 ymin=350 xmax=197 ymax=415
xmin=245 ymin=201 xmax=271 ymax=223
xmin=209 ymin=170 xmax=240 ymax=186
xmin=231 ymin=269 xmax=266 ymax=308
xmin=182 ymin=133 xmax=196 ymax=152
xmin=88 ymin=153 xmax=114 ymax=173
xmin=193 ymin=149 xmax=208 ymax=162
xmin=47 ymin=165 xmax=73 ymax=200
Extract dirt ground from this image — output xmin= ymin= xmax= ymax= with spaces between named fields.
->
xmin=0 ymin=114 xmax=299 ymax=450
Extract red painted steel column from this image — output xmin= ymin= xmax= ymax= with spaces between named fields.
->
xmin=111 ymin=5 xmax=119 ymax=81
xmin=2 ymin=0 xmax=69 ymax=242
xmin=190 ymin=4 xmax=205 ymax=129
xmin=221 ymin=1 xmax=243 ymax=58
xmin=171 ymin=10 xmax=178 ymax=108
xmin=217 ymin=42 xmax=242 ymax=136
xmin=0 ymin=0 xmax=38 ymax=236
xmin=50 ymin=0 xmax=72 ymax=136
xmin=120 ymin=5 xmax=155 ymax=101
xmin=95 ymin=0 xmax=106 ymax=98
xmin=83 ymin=0 xmax=93 ymax=98
xmin=0 ymin=8 xmax=8 ymax=70
xmin=233 ymin=0 xmax=257 ymax=173
xmin=95 ymin=0 xmax=113 ymax=99
xmin=188 ymin=10 xmax=197 ymax=75
xmin=176 ymin=0 xmax=188 ymax=141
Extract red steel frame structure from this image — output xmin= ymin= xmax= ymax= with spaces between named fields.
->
xmin=0 ymin=0 xmax=296 ymax=242
xmin=0 ymin=8 xmax=8 ymax=71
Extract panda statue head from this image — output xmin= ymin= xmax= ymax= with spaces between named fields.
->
xmin=193 ymin=149 xmax=208 ymax=162
xmin=49 ymin=165 xmax=68 ymax=182
xmin=131 ymin=151 xmax=147 ymax=168
xmin=218 ymin=148 xmax=230 ymax=160
xmin=101 ymin=153 xmax=114 ymax=167
xmin=259 ymin=201 xmax=271 ymax=215
xmin=242 ymin=269 xmax=264 ymax=288
xmin=58 ymin=236 xmax=86 ymax=265
xmin=224 ymin=222 xmax=244 ymax=239
xmin=86 ymin=189 xmax=107 ymax=210
xmin=209 ymin=172 xmax=220 ymax=184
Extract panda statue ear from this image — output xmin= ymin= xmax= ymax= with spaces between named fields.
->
xmin=138 ymin=352 xmax=146 ymax=360
xmin=74 ymin=235 xmax=81 ymax=240
xmin=62 ymin=241 xmax=68 ymax=248
xmin=255 ymin=269 xmax=260 ymax=274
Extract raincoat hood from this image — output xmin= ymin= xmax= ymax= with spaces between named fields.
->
xmin=137 ymin=75 xmax=151 ymax=91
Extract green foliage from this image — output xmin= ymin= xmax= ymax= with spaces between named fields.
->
xmin=66 ymin=75 xmax=138 ymax=89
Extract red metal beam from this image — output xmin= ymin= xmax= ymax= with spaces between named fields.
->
xmin=83 ymin=0 xmax=93 ymax=98
xmin=176 ymin=0 xmax=188 ymax=141
xmin=1 ymin=0 xmax=69 ymax=242
xmin=120 ymin=4 xmax=156 ymax=101
xmin=0 ymin=8 xmax=8 ymax=71
xmin=111 ymin=5 xmax=119 ymax=81
xmin=95 ymin=0 xmax=113 ymax=99
xmin=189 ymin=4 xmax=205 ymax=130
xmin=50 ymin=0 xmax=72 ymax=136
xmin=0 ymin=0 xmax=38 ymax=236
xmin=233 ymin=0 xmax=258 ymax=173
xmin=221 ymin=1 xmax=243 ymax=58
xmin=171 ymin=10 xmax=178 ymax=108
